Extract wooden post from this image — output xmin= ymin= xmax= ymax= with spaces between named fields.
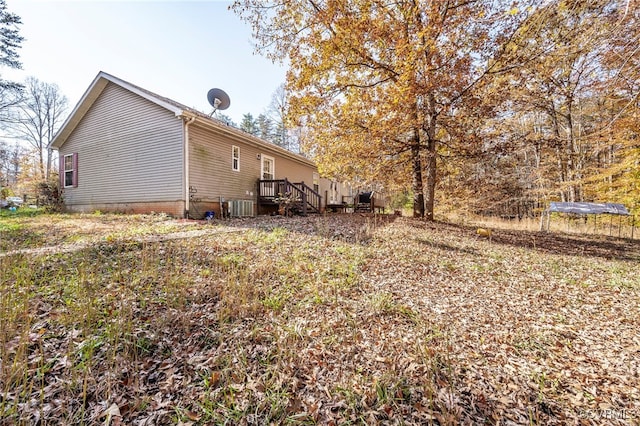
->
xmin=547 ymin=210 xmax=551 ymax=232
xmin=539 ymin=210 xmax=545 ymax=231
xmin=618 ymin=215 xmax=622 ymax=238
xmin=256 ymin=181 xmax=261 ymax=213
xmin=609 ymin=214 xmax=613 ymax=236
xmin=302 ymin=192 xmax=307 ymax=216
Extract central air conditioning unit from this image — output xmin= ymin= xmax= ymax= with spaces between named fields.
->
xmin=228 ymin=200 xmax=254 ymax=217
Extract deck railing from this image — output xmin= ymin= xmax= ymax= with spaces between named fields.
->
xmin=258 ymin=178 xmax=321 ymax=215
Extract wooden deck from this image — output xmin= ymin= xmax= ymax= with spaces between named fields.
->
xmin=354 ymin=191 xmax=385 ymax=213
xmin=257 ymin=179 xmax=322 ymax=216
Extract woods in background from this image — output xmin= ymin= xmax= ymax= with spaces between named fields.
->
xmin=455 ymin=0 xmax=640 ymax=219
xmin=2 ymin=0 xmax=638 ymax=219
xmin=232 ymin=0 xmax=639 ymax=218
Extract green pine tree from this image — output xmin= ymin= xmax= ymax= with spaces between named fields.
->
xmin=0 ymin=0 xmax=23 ymax=90
xmin=239 ymin=113 xmax=258 ymax=135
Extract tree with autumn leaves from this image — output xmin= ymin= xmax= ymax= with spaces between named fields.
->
xmin=586 ymin=1 xmax=640 ymax=212
xmin=233 ymin=0 xmax=639 ymax=219
xmin=462 ymin=0 xmax=640 ymax=217
xmin=233 ymin=0 xmax=526 ymax=219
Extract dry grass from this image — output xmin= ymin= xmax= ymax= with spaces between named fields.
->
xmin=1 ymin=213 xmax=639 ymax=425
xmin=452 ymin=212 xmax=638 ymax=240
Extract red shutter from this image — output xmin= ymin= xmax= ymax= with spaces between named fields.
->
xmin=59 ymin=155 xmax=65 ymax=188
xmin=72 ymin=153 xmax=78 ymax=188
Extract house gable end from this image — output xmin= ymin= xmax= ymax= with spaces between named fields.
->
xmin=59 ymin=81 xmax=185 ymax=210
xmin=50 ymin=71 xmax=184 ymax=150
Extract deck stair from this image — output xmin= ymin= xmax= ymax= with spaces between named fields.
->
xmin=257 ymin=178 xmax=321 ymax=216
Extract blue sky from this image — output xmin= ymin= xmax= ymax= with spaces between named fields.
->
xmin=4 ymin=0 xmax=286 ymax=124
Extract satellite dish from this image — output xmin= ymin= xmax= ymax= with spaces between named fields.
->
xmin=207 ymin=88 xmax=230 ymax=116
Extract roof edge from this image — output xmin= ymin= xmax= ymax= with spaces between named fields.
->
xmin=48 ymin=71 xmax=315 ymax=171
xmin=180 ymin=110 xmax=316 ymax=168
xmin=49 ymin=71 xmax=184 ymax=150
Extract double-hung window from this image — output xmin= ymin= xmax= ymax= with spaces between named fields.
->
xmin=61 ymin=153 xmax=78 ymax=188
xmin=232 ymin=145 xmax=240 ymax=171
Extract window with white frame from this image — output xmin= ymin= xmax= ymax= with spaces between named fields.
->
xmin=232 ymin=145 xmax=240 ymax=171
xmin=64 ymin=154 xmax=75 ymax=187
xmin=261 ymin=155 xmax=275 ymax=196
xmin=261 ymin=155 xmax=274 ymax=180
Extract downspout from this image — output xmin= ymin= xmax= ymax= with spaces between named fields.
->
xmin=184 ymin=115 xmax=196 ymax=218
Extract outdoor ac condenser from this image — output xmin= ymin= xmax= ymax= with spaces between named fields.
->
xmin=228 ymin=200 xmax=254 ymax=217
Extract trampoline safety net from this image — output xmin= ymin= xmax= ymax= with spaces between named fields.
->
xmin=548 ymin=202 xmax=630 ymax=216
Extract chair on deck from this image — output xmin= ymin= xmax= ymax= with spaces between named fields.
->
xmin=355 ymin=192 xmax=373 ymax=212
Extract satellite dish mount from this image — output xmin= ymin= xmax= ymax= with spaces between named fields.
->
xmin=207 ymin=88 xmax=230 ymax=117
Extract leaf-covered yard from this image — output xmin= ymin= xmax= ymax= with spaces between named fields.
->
xmin=1 ymin=213 xmax=639 ymax=425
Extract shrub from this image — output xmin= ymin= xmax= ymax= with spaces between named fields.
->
xmin=36 ymin=180 xmax=63 ymax=212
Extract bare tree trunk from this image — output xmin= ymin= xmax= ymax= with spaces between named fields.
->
xmin=424 ymin=144 xmax=436 ymax=221
xmin=411 ymin=128 xmax=425 ymax=218
xmin=424 ymin=95 xmax=438 ymax=221
xmin=565 ymin=103 xmax=577 ymax=202
xmin=38 ymin=146 xmax=45 ymax=181
xmin=10 ymin=77 xmax=68 ymax=184
xmin=46 ymin=147 xmax=53 ymax=181
xmin=550 ymin=104 xmax=571 ymax=202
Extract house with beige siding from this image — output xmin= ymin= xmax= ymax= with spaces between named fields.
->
xmin=50 ymin=71 xmax=353 ymax=218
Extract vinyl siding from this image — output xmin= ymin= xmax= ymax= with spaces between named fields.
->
xmin=189 ymin=123 xmax=318 ymax=203
xmin=319 ymin=178 xmax=354 ymax=206
xmin=59 ymin=82 xmax=184 ymax=211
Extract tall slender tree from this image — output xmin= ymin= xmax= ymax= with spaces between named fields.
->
xmin=0 ymin=140 xmax=10 ymax=187
xmin=267 ymin=84 xmax=290 ymax=149
xmin=0 ymin=0 xmax=23 ymax=122
xmin=11 ymin=77 xmax=68 ymax=181
xmin=256 ymin=113 xmax=274 ymax=141
xmin=0 ymin=140 xmax=21 ymax=189
xmin=0 ymin=0 xmax=22 ymax=84
xmin=239 ymin=112 xmax=259 ymax=135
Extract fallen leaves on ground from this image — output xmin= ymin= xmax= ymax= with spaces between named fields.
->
xmin=1 ymin=214 xmax=639 ymax=425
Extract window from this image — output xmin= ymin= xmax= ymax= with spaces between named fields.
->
xmin=61 ymin=153 xmax=78 ymax=188
xmin=232 ymin=145 xmax=240 ymax=171
xmin=261 ymin=155 xmax=275 ymax=196
xmin=329 ymin=180 xmax=339 ymax=204
xmin=313 ymin=172 xmax=319 ymax=193
xmin=261 ymin=155 xmax=274 ymax=180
